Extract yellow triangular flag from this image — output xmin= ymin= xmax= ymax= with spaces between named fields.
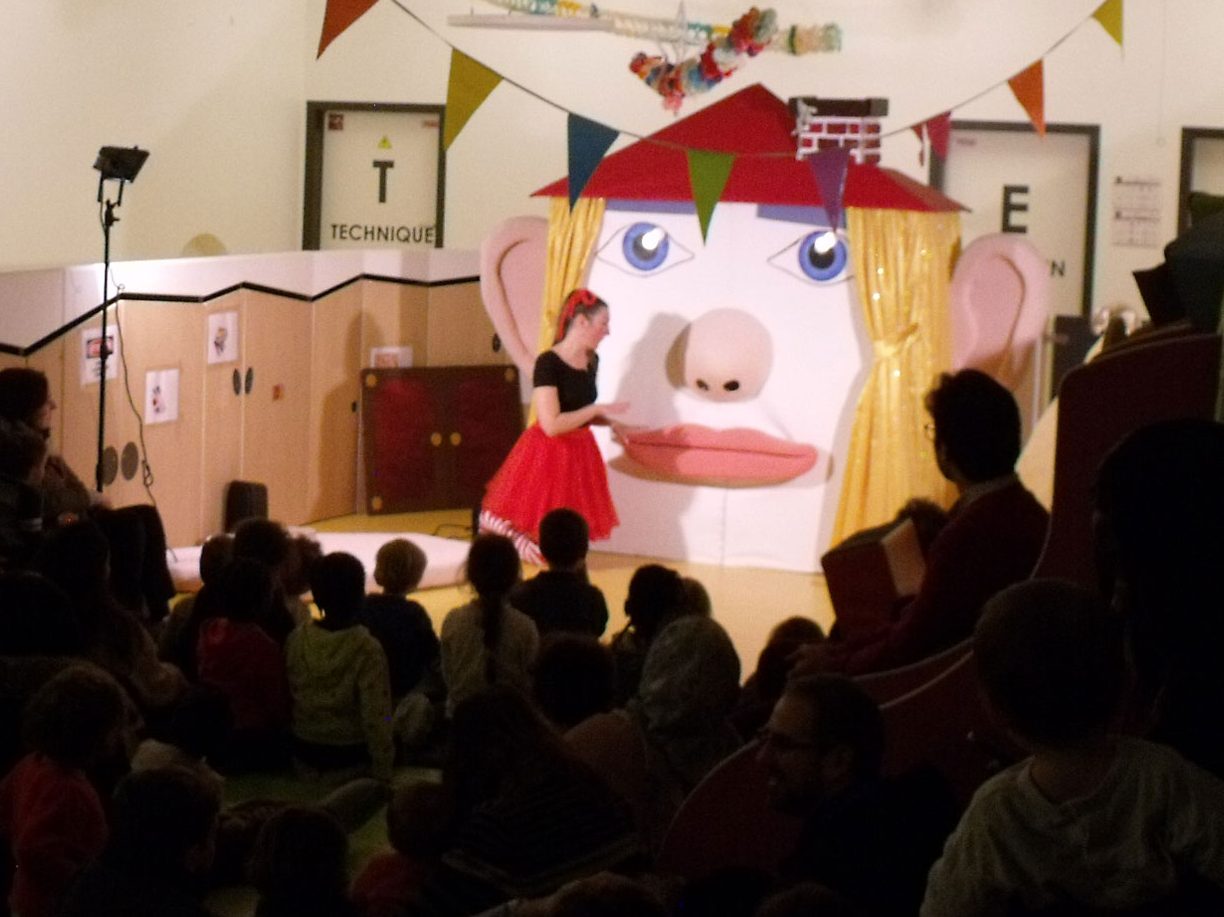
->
xmin=378 ymin=136 xmax=392 ymax=150
xmin=443 ymin=49 xmax=502 ymax=150
xmin=1092 ymin=0 xmax=1123 ymax=46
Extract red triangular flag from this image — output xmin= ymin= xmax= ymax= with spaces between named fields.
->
xmin=912 ymin=123 xmax=927 ymax=167
xmin=1008 ymin=60 xmax=1046 ymax=137
xmin=926 ymin=112 xmax=952 ymax=159
xmin=317 ymin=0 xmax=380 ymax=58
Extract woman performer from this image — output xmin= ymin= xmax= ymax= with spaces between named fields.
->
xmin=479 ymin=288 xmax=628 ymax=564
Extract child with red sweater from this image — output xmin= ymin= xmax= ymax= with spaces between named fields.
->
xmin=0 ymin=665 xmax=129 ymax=917
xmin=196 ymin=557 xmax=291 ymax=772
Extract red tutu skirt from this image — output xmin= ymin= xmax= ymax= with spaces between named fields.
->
xmin=481 ymin=424 xmax=619 ymax=544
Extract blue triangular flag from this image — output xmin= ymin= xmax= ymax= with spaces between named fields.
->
xmin=568 ymin=114 xmax=619 ymax=209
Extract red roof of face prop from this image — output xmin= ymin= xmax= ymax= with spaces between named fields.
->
xmin=534 ymin=83 xmax=965 ymax=212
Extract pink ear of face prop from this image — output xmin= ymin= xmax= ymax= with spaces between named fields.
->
xmin=480 ymin=216 xmax=548 ymax=378
xmin=948 ymin=233 xmax=1051 ymax=392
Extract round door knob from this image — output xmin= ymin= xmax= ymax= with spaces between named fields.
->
xmin=430 ymin=432 xmax=442 ymax=447
xmin=449 ymin=432 xmax=462 ymax=446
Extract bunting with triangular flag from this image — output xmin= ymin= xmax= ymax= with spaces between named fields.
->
xmin=567 ymin=115 xmax=619 ymax=209
xmin=808 ymin=146 xmax=850 ymax=230
xmin=317 ymin=0 xmax=380 ymax=58
xmin=686 ymin=150 xmax=736 ymax=241
xmin=443 ymin=50 xmax=503 ymax=150
xmin=911 ymin=112 xmax=952 ymax=167
xmin=1008 ymin=60 xmax=1046 ymax=137
xmin=1092 ymin=0 xmax=1123 ymax=46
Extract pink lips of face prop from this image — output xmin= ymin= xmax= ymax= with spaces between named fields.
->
xmin=620 ymin=423 xmax=818 ymax=485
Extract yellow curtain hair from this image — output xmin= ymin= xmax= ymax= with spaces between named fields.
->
xmin=831 ymin=207 xmax=961 ymax=544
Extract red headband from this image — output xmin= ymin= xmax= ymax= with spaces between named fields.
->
xmin=556 ymin=288 xmax=602 ymax=342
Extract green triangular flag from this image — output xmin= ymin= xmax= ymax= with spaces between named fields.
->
xmin=1092 ymin=0 xmax=1123 ymax=46
xmin=686 ymin=149 xmax=736 ymax=242
xmin=443 ymin=49 xmax=502 ymax=150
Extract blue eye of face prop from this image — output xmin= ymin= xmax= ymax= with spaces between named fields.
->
xmin=596 ymin=221 xmax=694 ymax=277
xmin=623 ymin=222 xmax=670 ymax=270
xmin=768 ymin=229 xmax=852 ymax=285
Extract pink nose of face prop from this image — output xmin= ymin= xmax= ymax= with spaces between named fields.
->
xmin=682 ymin=308 xmax=773 ymax=402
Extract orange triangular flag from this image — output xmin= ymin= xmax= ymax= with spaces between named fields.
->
xmin=1093 ymin=0 xmax=1123 ymax=46
xmin=1008 ymin=60 xmax=1046 ymax=137
xmin=317 ymin=0 xmax=380 ymax=58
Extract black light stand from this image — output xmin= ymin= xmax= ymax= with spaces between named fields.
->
xmin=92 ymin=146 xmax=148 ymax=493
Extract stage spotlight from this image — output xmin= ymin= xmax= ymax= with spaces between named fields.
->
xmin=93 ymin=146 xmax=149 ymax=183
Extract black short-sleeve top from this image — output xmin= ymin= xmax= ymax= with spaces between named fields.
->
xmin=533 ymin=349 xmax=598 ymax=413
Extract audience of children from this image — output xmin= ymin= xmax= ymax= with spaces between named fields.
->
xmin=0 ymin=665 xmax=127 ymax=917
xmin=249 ymin=804 xmax=359 ymax=917
xmin=351 ymin=780 xmax=455 ymax=917
xmin=361 ymin=538 xmax=440 ymax=701
xmin=59 ymin=765 xmax=222 ymax=917
xmin=508 ymin=508 xmax=609 ymax=638
xmin=531 ymin=633 xmax=616 ymax=730
xmin=6 ymin=353 xmax=1224 ymax=917
xmin=923 ymin=578 xmax=1224 ymax=914
xmin=607 ymin=562 xmax=689 ymax=704
xmin=286 ymin=551 xmax=395 ymax=782
xmin=195 ymin=557 xmax=291 ymax=772
xmin=567 ymin=615 xmax=742 ymax=854
xmin=440 ymin=533 xmax=540 ymax=716
xmin=37 ymin=519 xmax=187 ymax=715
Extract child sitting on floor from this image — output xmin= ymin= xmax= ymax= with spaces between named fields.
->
xmin=360 ymin=538 xmax=440 ymax=702
xmin=351 ymin=779 xmax=454 ymax=917
xmin=0 ymin=665 xmax=128 ymax=917
xmin=922 ymin=578 xmax=1224 ymax=915
xmin=286 ymin=551 xmax=394 ymax=782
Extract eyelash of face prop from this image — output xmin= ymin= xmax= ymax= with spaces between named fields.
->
xmin=767 ymin=228 xmax=852 ymax=285
xmin=596 ymin=222 xmax=695 ymax=278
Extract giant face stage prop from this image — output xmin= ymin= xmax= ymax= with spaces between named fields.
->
xmin=482 ymin=85 xmax=970 ymax=572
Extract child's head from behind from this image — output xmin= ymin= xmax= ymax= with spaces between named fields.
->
xmin=532 ymin=633 xmax=616 ymax=729
xmin=110 ymin=766 xmax=222 ymax=877
xmin=308 ymin=552 xmax=366 ymax=628
xmin=23 ymin=664 xmax=128 ymax=769
xmin=624 ymin=563 xmax=686 ymax=639
xmin=374 ymin=538 xmax=427 ymax=596
xmin=538 ymin=508 xmax=589 ymax=570
xmin=387 ymin=780 xmax=454 ymax=859
xmin=465 ymin=534 xmax=521 ymax=602
xmin=250 ymin=805 xmax=347 ymax=904
xmin=214 ymin=557 xmax=275 ymax=623
xmin=974 ymin=578 xmax=1124 ymax=749
xmin=198 ymin=534 xmax=234 ymax=585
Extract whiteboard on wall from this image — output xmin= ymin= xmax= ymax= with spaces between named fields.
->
xmin=302 ymin=102 xmax=446 ymax=251
xmin=933 ymin=122 xmax=1100 ymax=318
xmin=1178 ymin=128 xmax=1224 ymax=233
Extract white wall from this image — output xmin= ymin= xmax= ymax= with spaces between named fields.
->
xmin=2 ymin=0 xmax=1222 ymax=322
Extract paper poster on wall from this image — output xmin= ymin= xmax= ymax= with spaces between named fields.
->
xmin=303 ymin=103 xmax=445 ymax=251
xmin=207 ymin=311 xmax=239 ymax=364
xmin=369 ymin=345 xmax=414 ymax=368
xmin=80 ymin=327 xmax=119 ymax=385
xmin=144 ymin=368 xmax=180 ymax=425
xmin=1111 ymin=176 xmax=1161 ymax=248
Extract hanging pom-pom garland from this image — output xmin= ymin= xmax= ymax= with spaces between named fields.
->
xmin=630 ymin=7 xmax=779 ymax=112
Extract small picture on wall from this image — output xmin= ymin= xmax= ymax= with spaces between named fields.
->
xmin=144 ymin=368 xmax=180 ymax=424
xmin=370 ymin=345 xmax=414 ymax=368
xmin=208 ymin=311 xmax=240 ymax=364
xmin=80 ymin=327 xmax=119 ymax=385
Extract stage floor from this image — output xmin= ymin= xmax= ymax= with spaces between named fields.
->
xmin=171 ymin=509 xmax=834 ymax=676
